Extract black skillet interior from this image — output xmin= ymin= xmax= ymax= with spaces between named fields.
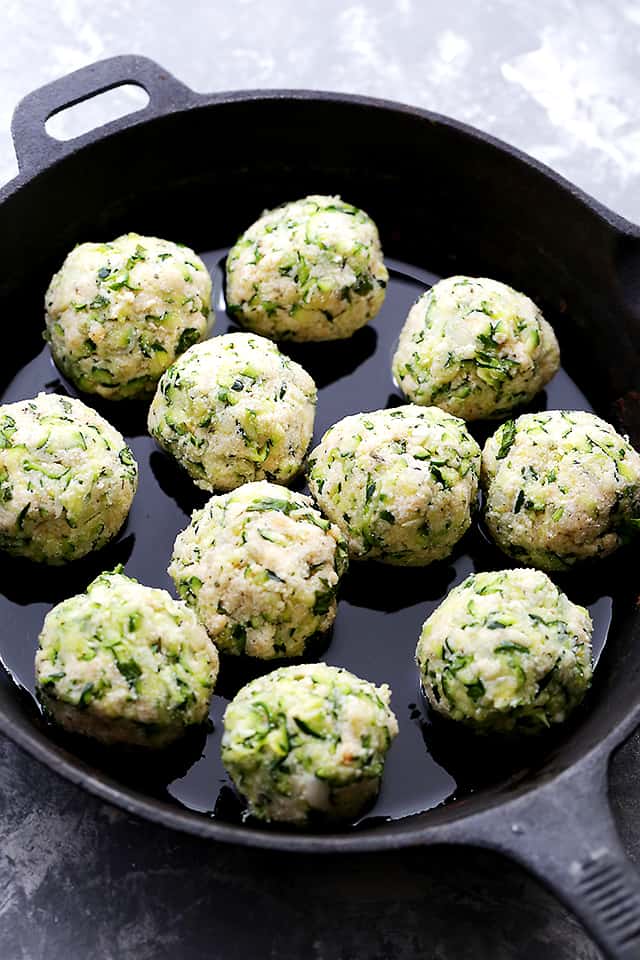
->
xmin=1 ymin=78 xmax=640 ymax=847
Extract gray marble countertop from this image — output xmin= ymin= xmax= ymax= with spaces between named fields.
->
xmin=1 ymin=2 xmax=640 ymax=957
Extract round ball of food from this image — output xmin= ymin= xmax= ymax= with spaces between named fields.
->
xmin=35 ymin=568 xmax=219 ymax=747
xmin=482 ymin=410 xmax=640 ymax=570
xmin=392 ymin=276 xmax=560 ymax=421
xmin=0 ymin=393 xmax=137 ymax=564
xmin=416 ymin=568 xmax=593 ymax=734
xmin=168 ymin=482 xmax=349 ymax=659
xmin=148 ymin=333 xmax=317 ymax=492
xmin=225 ymin=195 xmax=388 ymax=341
xmin=44 ymin=232 xmax=212 ymax=400
xmin=307 ymin=405 xmax=481 ymax=565
xmin=221 ymin=662 xmax=398 ymax=823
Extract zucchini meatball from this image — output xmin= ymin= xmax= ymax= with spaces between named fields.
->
xmin=225 ymin=195 xmax=388 ymax=341
xmin=148 ymin=333 xmax=316 ymax=492
xmin=35 ymin=568 xmax=219 ymax=747
xmin=0 ymin=393 xmax=137 ymax=564
xmin=482 ymin=411 xmax=640 ymax=570
xmin=392 ymin=276 xmax=560 ymax=421
xmin=416 ymin=569 xmax=592 ymax=734
xmin=221 ymin=662 xmax=398 ymax=823
xmin=45 ymin=233 xmax=212 ymax=400
xmin=307 ymin=405 xmax=481 ymax=565
xmin=168 ymin=482 xmax=348 ymax=659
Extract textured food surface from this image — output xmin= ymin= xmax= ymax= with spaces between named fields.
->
xmin=45 ymin=233 xmax=212 ymax=400
xmin=148 ymin=332 xmax=317 ymax=492
xmin=0 ymin=392 xmax=137 ymax=564
xmin=482 ymin=410 xmax=640 ymax=570
xmin=225 ymin=195 xmax=388 ymax=341
xmin=221 ymin=662 xmax=398 ymax=823
xmin=416 ymin=568 xmax=593 ymax=733
xmin=169 ymin=481 xmax=349 ymax=659
xmin=35 ymin=568 xmax=219 ymax=747
xmin=392 ymin=275 xmax=560 ymax=420
xmin=307 ymin=404 xmax=481 ymax=565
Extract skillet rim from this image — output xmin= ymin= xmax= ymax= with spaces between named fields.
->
xmin=3 ymin=81 xmax=640 ymax=238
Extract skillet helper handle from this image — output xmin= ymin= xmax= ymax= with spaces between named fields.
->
xmin=11 ymin=55 xmax=195 ymax=175
xmin=466 ymin=755 xmax=640 ymax=959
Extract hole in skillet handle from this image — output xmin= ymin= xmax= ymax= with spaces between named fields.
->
xmin=10 ymin=54 xmax=195 ymax=176
xmin=44 ymin=84 xmax=150 ymax=142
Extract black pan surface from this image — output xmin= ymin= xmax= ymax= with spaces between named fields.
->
xmin=0 ymin=247 xmax=628 ymax=831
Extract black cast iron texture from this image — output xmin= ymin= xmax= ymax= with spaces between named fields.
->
xmin=2 ymin=56 xmax=640 ymax=959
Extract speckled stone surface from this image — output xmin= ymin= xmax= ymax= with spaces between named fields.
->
xmin=1 ymin=2 xmax=640 ymax=958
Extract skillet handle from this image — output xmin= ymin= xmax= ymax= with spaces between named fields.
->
xmin=460 ymin=752 xmax=640 ymax=959
xmin=11 ymin=55 xmax=196 ymax=175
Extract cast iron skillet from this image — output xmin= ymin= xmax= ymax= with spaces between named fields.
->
xmin=2 ymin=55 xmax=640 ymax=959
